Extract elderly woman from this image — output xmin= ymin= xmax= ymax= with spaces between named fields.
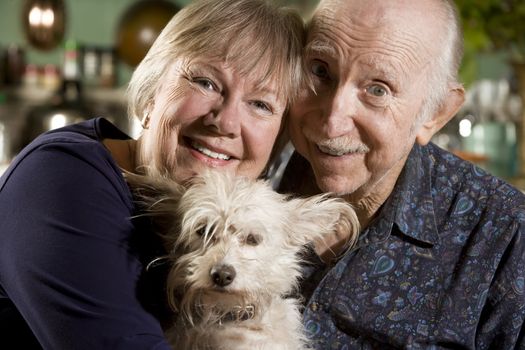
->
xmin=0 ymin=0 xmax=304 ymax=348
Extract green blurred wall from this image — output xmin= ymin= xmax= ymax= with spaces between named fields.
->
xmin=0 ymin=0 xmax=191 ymax=86
xmin=0 ymin=0 xmax=318 ymax=87
xmin=0 ymin=0 xmax=508 ymax=87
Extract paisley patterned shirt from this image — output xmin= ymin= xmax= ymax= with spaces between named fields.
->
xmin=279 ymin=143 xmax=525 ymax=349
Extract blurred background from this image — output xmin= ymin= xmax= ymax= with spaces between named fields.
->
xmin=0 ymin=0 xmax=524 ymax=189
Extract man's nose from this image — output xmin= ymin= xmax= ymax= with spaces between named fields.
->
xmin=203 ymin=99 xmax=241 ymax=138
xmin=321 ymin=85 xmax=357 ymax=137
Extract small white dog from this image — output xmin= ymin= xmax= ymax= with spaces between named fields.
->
xmin=128 ymin=171 xmax=359 ymax=350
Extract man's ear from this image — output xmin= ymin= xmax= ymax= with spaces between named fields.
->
xmin=416 ymin=83 xmax=465 ymax=146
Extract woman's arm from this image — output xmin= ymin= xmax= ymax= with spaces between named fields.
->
xmin=0 ymin=141 xmax=172 ymax=349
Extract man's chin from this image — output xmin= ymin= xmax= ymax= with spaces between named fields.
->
xmin=314 ymin=173 xmax=359 ymax=197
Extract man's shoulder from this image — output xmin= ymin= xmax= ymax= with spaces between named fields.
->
xmin=428 ymin=143 xmax=523 ymax=196
xmin=426 ymin=143 xmax=525 ymax=228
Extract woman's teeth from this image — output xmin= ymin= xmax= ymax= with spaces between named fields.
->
xmin=191 ymin=141 xmax=231 ymax=160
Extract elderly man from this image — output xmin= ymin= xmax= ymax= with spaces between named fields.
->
xmin=279 ymin=0 xmax=525 ymax=348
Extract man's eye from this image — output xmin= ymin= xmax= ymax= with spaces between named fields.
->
xmin=193 ymin=78 xmax=218 ymax=91
xmin=366 ymin=84 xmax=388 ymax=97
xmin=310 ymin=60 xmax=330 ymax=79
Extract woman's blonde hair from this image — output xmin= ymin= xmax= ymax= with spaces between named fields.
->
xmin=127 ymin=0 xmax=305 ymax=123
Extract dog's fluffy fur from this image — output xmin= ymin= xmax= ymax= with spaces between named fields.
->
xmin=127 ymin=171 xmax=359 ymax=350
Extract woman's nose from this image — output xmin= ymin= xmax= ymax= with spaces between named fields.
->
xmin=203 ymin=100 xmax=241 ymax=138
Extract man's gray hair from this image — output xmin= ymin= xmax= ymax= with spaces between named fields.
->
xmin=418 ymin=0 xmax=463 ymax=123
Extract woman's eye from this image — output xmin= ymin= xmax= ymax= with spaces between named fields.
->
xmin=366 ymin=84 xmax=388 ymax=97
xmin=251 ymin=100 xmax=272 ymax=114
xmin=193 ymin=77 xmax=218 ymax=92
xmin=310 ymin=60 xmax=330 ymax=79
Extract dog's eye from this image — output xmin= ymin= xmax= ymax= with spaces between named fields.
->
xmin=196 ymin=227 xmax=206 ymax=237
xmin=245 ymin=233 xmax=262 ymax=246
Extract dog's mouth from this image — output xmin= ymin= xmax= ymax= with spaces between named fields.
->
xmin=210 ymin=285 xmax=233 ymax=293
xmin=212 ymin=304 xmax=256 ymax=324
xmin=201 ymin=287 xmax=246 ymax=300
xmin=192 ymin=290 xmax=257 ymax=323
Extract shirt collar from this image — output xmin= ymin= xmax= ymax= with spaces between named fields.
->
xmin=375 ymin=144 xmax=440 ymax=246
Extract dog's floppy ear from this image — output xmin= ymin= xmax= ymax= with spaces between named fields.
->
xmin=286 ymin=194 xmax=360 ymax=249
xmin=123 ymin=171 xmax=185 ymax=214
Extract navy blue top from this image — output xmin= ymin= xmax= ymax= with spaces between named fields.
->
xmin=0 ymin=118 xmax=172 ymax=349
xmin=280 ymin=143 xmax=525 ymax=349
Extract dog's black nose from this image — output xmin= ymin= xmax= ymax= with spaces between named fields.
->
xmin=210 ymin=264 xmax=236 ymax=287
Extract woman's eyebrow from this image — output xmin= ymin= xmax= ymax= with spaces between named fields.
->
xmin=254 ymin=86 xmax=278 ymax=96
xmin=188 ymin=61 xmax=222 ymax=75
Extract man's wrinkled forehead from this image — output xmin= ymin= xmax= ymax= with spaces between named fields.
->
xmin=305 ymin=0 xmax=390 ymax=57
xmin=311 ymin=0 xmax=386 ymax=26
xmin=307 ymin=0 xmax=442 ymax=63
xmin=307 ymin=0 xmax=387 ymax=47
xmin=310 ymin=0 xmax=441 ymax=35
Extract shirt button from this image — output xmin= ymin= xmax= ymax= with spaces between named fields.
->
xmin=310 ymin=302 xmax=319 ymax=312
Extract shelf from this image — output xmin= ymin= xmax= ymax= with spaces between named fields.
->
xmin=3 ymin=85 xmax=127 ymax=105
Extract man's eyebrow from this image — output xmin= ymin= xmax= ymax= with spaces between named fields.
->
xmin=361 ymin=56 xmax=406 ymax=85
xmin=305 ymin=40 xmax=337 ymax=58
